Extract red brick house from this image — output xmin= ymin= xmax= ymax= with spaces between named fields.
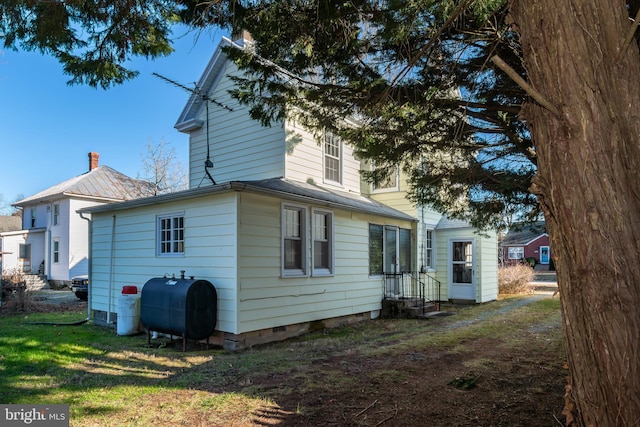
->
xmin=500 ymin=222 xmax=551 ymax=265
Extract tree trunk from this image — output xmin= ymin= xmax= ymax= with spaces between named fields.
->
xmin=510 ymin=0 xmax=640 ymax=424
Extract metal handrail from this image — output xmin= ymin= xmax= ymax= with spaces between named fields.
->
xmin=383 ymin=271 xmax=441 ymax=314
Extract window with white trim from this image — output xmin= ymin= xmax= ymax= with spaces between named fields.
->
xmin=52 ymin=239 xmax=60 ymax=264
xmin=312 ymin=209 xmax=334 ymax=275
xmin=157 ymin=213 xmax=184 ymax=255
xmin=324 ymin=132 xmax=342 ymax=184
xmin=53 ymin=204 xmax=60 ymax=226
xmin=282 ymin=205 xmax=307 ymax=276
xmin=508 ymin=247 xmax=524 ymax=260
xmin=371 ymin=164 xmax=399 ymax=192
xmin=30 ymin=208 xmax=36 ymax=228
xmin=424 ymin=229 xmax=434 ymax=269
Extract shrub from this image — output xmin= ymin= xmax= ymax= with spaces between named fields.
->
xmin=1 ymin=269 xmax=30 ymax=311
xmin=499 ymin=264 xmax=534 ymax=295
xmin=525 ymin=257 xmax=536 ymax=268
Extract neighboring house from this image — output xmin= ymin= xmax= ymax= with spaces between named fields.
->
xmin=80 ymin=34 xmax=497 ymax=350
xmin=500 ymin=222 xmax=551 ymax=265
xmin=0 ymin=215 xmax=22 ymax=272
xmin=1 ymin=153 xmax=154 ymax=285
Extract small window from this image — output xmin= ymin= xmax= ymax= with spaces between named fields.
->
xmin=30 ymin=208 xmax=36 ymax=228
xmin=424 ymin=229 xmax=434 ymax=269
xmin=52 ymin=239 xmax=60 ymax=264
xmin=371 ymin=164 xmax=399 ymax=192
xmin=157 ymin=213 xmax=184 ymax=256
xmin=508 ymin=247 xmax=524 ymax=260
xmin=324 ymin=132 xmax=342 ymax=184
xmin=312 ymin=209 xmax=334 ymax=275
xmin=53 ymin=204 xmax=60 ymax=226
xmin=369 ymin=224 xmax=384 ymax=276
xmin=282 ymin=205 xmax=307 ymax=276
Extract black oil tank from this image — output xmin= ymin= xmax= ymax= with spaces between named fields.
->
xmin=140 ymin=277 xmax=217 ymax=341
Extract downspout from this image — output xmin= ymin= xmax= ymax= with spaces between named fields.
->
xmin=107 ymin=215 xmax=116 ymax=325
xmin=79 ymin=212 xmax=92 ymax=321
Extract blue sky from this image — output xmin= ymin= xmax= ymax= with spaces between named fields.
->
xmin=0 ymin=26 xmax=227 ymax=213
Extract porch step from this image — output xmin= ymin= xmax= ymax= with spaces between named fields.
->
xmin=381 ymin=299 xmax=439 ymax=319
xmin=24 ymin=274 xmax=50 ymax=290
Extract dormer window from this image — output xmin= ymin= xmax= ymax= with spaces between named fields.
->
xmin=324 ymin=133 xmax=342 ymax=185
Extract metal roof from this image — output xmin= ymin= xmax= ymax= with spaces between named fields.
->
xmin=0 ymin=215 xmax=21 ymax=232
xmin=14 ymin=166 xmax=156 ymax=206
xmin=80 ymin=178 xmax=416 ymax=222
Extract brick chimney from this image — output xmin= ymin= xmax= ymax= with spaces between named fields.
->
xmin=88 ymin=152 xmax=100 ymax=171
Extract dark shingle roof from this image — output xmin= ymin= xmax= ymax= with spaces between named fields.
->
xmin=502 ymin=222 xmax=547 ymax=245
xmin=81 ymin=177 xmax=416 ymax=222
xmin=14 ymin=166 xmax=155 ymax=206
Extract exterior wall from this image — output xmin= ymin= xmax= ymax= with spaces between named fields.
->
xmin=475 ymin=230 xmax=499 ymax=303
xmin=0 ymin=229 xmax=45 ymax=274
xmin=89 ymin=193 xmax=239 ymax=334
xmin=284 ymin=119 xmax=362 ymax=193
xmin=22 ymin=203 xmax=49 ymax=230
xmin=67 ymin=199 xmax=103 ymax=279
xmin=188 ymin=61 xmax=286 ymax=188
xmin=48 ymin=198 xmax=71 ymax=282
xmin=235 ymin=192 xmax=409 ymax=339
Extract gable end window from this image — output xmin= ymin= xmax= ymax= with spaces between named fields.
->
xmin=282 ymin=205 xmax=307 ymax=276
xmin=324 ymin=132 xmax=342 ymax=184
xmin=157 ymin=213 xmax=185 ymax=256
xmin=312 ymin=209 xmax=334 ymax=276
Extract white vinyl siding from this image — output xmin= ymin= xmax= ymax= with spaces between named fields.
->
xmin=89 ymin=193 xmax=239 ymax=334
xmin=236 ymin=193 xmax=414 ymax=334
xmin=188 ymin=62 xmax=286 ymax=188
xmin=284 ymin=119 xmax=361 ymax=193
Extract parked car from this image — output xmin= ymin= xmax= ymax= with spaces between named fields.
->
xmin=70 ymin=275 xmax=89 ymax=301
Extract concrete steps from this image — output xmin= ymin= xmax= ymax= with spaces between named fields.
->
xmin=24 ymin=274 xmax=50 ymax=290
xmin=381 ymin=298 xmax=439 ymax=319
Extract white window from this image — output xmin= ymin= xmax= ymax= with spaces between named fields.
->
xmin=52 ymin=239 xmax=60 ymax=264
xmin=282 ymin=205 xmax=307 ymax=276
xmin=371 ymin=164 xmax=399 ymax=192
xmin=312 ymin=209 xmax=334 ymax=275
xmin=424 ymin=229 xmax=434 ymax=269
xmin=508 ymin=247 xmax=524 ymax=260
xmin=324 ymin=132 xmax=342 ymax=184
xmin=30 ymin=208 xmax=36 ymax=228
xmin=53 ymin=204 xmax=60 ymax=226
xmin=157 ymin=213 xmax=184 ymax=256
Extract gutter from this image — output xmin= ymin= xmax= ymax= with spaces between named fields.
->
xmin=78 ymin=212 xmax=93 ymax=322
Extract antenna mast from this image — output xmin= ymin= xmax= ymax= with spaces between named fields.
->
xmin=153 ymin=72 xmax=234 ymax=186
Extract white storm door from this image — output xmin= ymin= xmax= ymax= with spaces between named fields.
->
xmin=449 ymin=239 xmax=475 ymax=301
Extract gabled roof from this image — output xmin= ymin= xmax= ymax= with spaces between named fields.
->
xmin=0 ymin=215 xmax=21 ymax=232
xmin=501 ymin=222 xmax=547 ymax=245
xmin=80 ymin=177 xmax=416 ymax=222
xmin=14 ymin=166 xmax=155 ymax=207
xmin=174 ymin=36 xmax=242 ymax=133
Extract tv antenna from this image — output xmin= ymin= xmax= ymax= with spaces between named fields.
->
xmin=153 ymin=72 xmax=234 ymax=186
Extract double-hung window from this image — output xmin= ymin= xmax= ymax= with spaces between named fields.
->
xmin=424 ymin=229 xmax=434 ymax=270
xmin=324 ymin=132 xmax=342 ymax=184
xmin=282 ymin=205 xmax=307 ymax=276
xmin=52 ymin=239 xmax=60 ymax=263
xmin=53 ymin=204 xmax=60 ymax=226
xmin=312 ymin=209 xmax=334 ymax=275
xmin=508 ymin=247 xmax=524 ymax=260
xmin=157 ymin=213 xmax=184 ymax=256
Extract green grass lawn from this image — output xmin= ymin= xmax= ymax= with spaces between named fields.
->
xmin=0 ymin=296 xmax=564 ymax=426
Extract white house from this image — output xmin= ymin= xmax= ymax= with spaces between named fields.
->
xmin=80 ymin=34 xmax=497 ymax=350
xmin=1 ymin=153 xmax=154 ymax=286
